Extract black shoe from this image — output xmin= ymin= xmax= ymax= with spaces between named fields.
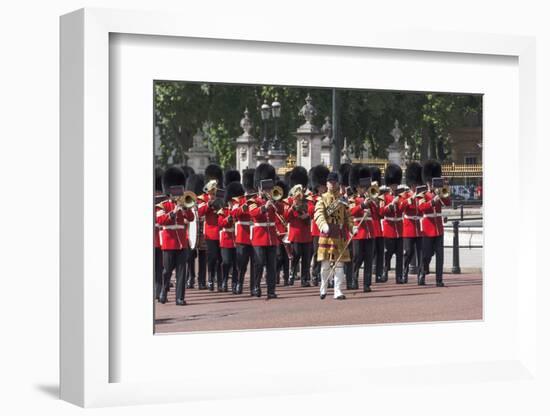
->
xmin=312 ymin=277 xmax=319 ymax=286
xmin=159 ymin=294 xmax=167 ymax=304
xmin=267 ymin=293 xmax=278 ymax=299
xmin=375 ymin=276 xmax=383 ymax=283
xmin=436 ymin=281 xmax=445 ymax=287
xmin=198 ymin=283 xmax=207 ymax=290
xmin=403 ymin=276 xmax=408 ymax=284
xmin=381 ymin=273 xmax=388 ymax=283
xmin=283 ymin=279 xmax=289 ymax=286
xmin=207 ymin=281 xmax=214 ymax=291
xmin=170 ymin=282 xmax=174 ymax=288
xmin=256 ymin=288 xmax=262 ymax=297
xmin=176 ymin=299 xmax=187 ymax=306
xmin=418 ymin=275 xmax=426 ymax=286
xmin=363 ymin=286 xmax=372 ymax=293
xmin=335 ymin=295 xmax=346 ymax=300
xmin=301 ymin=279 xmax=311 ymax=287
xmin=289 ymin=277 xmax=295 ymax=286
xmin=320 ymin=293 xmax=326 ymax=300
xmin=276 ymin=277 xmax=281 ymax=285
xmin=328 ymin=281 xmax=334 ymax=289
xmin=186 ymin=279 xmax=195 ymax=289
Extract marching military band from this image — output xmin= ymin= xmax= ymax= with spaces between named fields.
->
xmin=155 ymin=159 xmax=451 ymax=305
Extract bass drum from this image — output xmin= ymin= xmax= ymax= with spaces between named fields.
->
xmin=188 ymin=213 xmax=198 ymax=250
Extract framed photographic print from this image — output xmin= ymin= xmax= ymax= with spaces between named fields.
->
xmin=60 ymin=7 xmax=537 ymax=408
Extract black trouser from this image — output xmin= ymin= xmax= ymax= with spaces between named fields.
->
xmin=403 ymin=237 xmax=422 ymax=282
xmin=206 ymin=239 xmax=222 ymax=287
xmin=236 ymin=244 xmax=254 ymax=292
xmin=352 ymin=238 xmax=374 ymax=288
xmin=276 ymin=243 xmax=289 ymax=283
xmin=161 ymin=249 xmax=188 ymax=301
xmin=421 ymin=235 xmax=444 ymax=282
xmin=154 ymin=247 xmax=163 ymax=299
xmin=254 ymin=245 xmax=277 ymax=295
xmin=186 ymin=248 xmax=207 ymax=286
xmin=373 ymin=237 xmax=384 ymax=280
xmin=345 ymin=250 xmax=353 ymax=288
xmin=291 ymin=242 xmax=312 ymax=282
xmin=384 ymin=238 xmax=403 ymax=282
xmin=221 ymin=247 xmax=237 ymax=288
xmin=311 ymin=237 xmax=321 ymax=280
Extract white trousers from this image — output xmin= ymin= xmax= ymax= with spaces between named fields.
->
xmin=320 ymin=260 xmax=344 ymax=298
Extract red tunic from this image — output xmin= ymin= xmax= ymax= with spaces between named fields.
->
xmin=349 ymin=196 xmax=376 ymax=240
xmin=248 ymin=196 xmax=280 ymax=247
xmin=156 ymin=200 xmax=195 ymax=250
xmin=400 ymin=190 xmax=422 ymax=238
xmin=284 ymin=199 xmax=313 ymax=243
xmin=310 ymin=194 xmax=321 ymax=236
xmin=217 ymin=207 xmax=236 ymax=249
xmin=231 ymin=195 xmax=252 ymax=245
xmin=381 ymin=193 xmax=404 ymax=239
xmin=197 ymin=193 xmax=220 ymax=241
xmin=274 ymin=200 xmax=288 ymax=244
xmin=417 ymin=191 xmax=451 ymax=237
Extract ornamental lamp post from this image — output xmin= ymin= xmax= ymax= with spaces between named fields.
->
xmin=271 ymin=96 xmax=281 ymax=150
xmin=260 ymin=99 xmax=270 ymax=152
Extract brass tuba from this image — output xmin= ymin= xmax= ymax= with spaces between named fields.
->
xmin=175 ymin=190 xmax=197 ymax=209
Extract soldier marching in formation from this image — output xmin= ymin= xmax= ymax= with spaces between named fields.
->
xmin=154 ymin=159 xmax=453 ymax=305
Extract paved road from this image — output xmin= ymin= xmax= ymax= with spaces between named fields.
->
xmin=155 ymin=271 xmax=482 ymax=334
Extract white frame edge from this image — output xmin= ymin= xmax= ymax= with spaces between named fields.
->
xmin=60 ymin=7 xmax=537 ymax=407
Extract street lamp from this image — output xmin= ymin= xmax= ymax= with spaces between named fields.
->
xmin=271 ymin=96 xmax=281 ymax=150
xmin=260 ymin=99 xmax=270 ymax=152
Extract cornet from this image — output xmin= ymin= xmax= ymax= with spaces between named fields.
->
xmin=271 ymin=185 xmax=284 ymax=201
xmin=366 ymin=182 xmax=380 ymax=199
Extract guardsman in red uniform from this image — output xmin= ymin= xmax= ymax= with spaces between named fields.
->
xmin=248 ymin=164 xmax=281 ymax=299
xmin=185 ymin=174 xmax=207 ymax=290
xmin=400 ymin=162 xmax=425 ymax=285
xmin=232 ymin=169 xmax=255 ymax=295
xmin=285 ymin=184 xmax=314 ymax=287
xmin=218 ymin=181 xmax=244 ymax=294
xmin=154 ymin=168 xmax=164 ymax=300
xmin=368 ymin=167 xmax=386 ymax=283
xmin=308 ymin=165 xmax=329 ymax=286
xmin=349 ymin=165 xmax=377 ymax=292
xmin=156 ymin=167 xmax=195 ymax=305
xmin=198 ymin=164 xmax=224 ymax=291
xmin=418 ymin=160 xmax=451 ymax=287
xmin=274 ymin=180 xmax=291 ymax=286
xmin=381 ymin=163 xmax=405 ymax=284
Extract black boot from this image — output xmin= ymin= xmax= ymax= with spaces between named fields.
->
xmin=418 ymin=273 xmax=426 ymax=286
xmin=436 ymin=278 xmax=445 ymax=287
xmin=381 ymin=271 xmax=388 ymax=283
xmin=301 ymin=277 xmax=311 ymax=287
xmin=158 ymin=289 xmax=167 ymax=304
xmin=186 ymin=277 xmax=195 ymax=289
xmin=289 ymin=272 xmax=295 ymax=286
xmin=312 ymin=276 xmax=319 ymax=286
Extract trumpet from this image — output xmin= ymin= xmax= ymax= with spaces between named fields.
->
xmin=437 ymin=184 xmax=451 ymax=198
xmin=175 ymin=190 xmax=197 ymax=209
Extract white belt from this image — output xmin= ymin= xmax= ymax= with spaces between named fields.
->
xmin=404 ymin=215 xmax=421 ymax=220
xmin=354 ymin=217 xmax=372 ymax=222
xmin=162 ymin=224 xmax=186 ymax=230
xmin=254 ymin=222 xmax=275 ymax=227
xmin=423 ymin=213 xmax=442 ymax=218
xmin=222 ymin=227 xmax=234 ymax=232
xmin=384 ymin=217 xmax=403 ymax=222
xmin=237 ymin=221 xmax=251 ymax=226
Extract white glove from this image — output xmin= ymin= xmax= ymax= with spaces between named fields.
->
xmin=321 ymin=224 xmax=330 ymax=234
xmin=352 ymin=226 xmax=358 ymax=236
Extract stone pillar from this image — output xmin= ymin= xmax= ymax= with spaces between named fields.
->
xmin=235 ymin=108 xmax=257 ymax=174
xmin=184 ymin=129 xmax=215 ymax=174
xmin=320 ymin=116 xmax=332 ymax=166
xmin=295 ymin=94 xmax=323 ymax=171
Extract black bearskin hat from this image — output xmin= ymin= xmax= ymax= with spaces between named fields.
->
xmin=161 ymin=166 xmax=186 ymax=194
xmin=181 ymin=166 xmax=195 ymax=181
xmin=224 ymin=181 xmax=245 ymax=203
xmin=254 ymin=163 xmax=276 ymax=189
xmin=185 ymin=174 xmax=205 ymax=195
xmin=384 ymin=163 xmax=403 ymax=186
xmin=155 ymin=168 xmax=164 ymax=193
xmin=289 ymin=166 xmax=309 ymax=188
xmin=338 ymin=163 xmax=351 ymax=186
xmin=275 ymin=179 xmax=289 ymax=198
xmin=422 ymin=159 xmax=442 ymax=184
xmin=204 ymin=164 xmax=223 ymax=186
xmin=242 ymin=169 xmax=255 ymax=192
xmin=349 ymin=164 xmax=371 ymax=189
xmin=405 ymin=162 xmax=423 ymax=187
xmin=309 ymin=164 xmax=330 ymax=191
xmin=369 ymin=166 xmax=382 ymax=185
xmin=284 ymin=170 xmax=292 ymax=185
xmin=224 ymin=169 xmax=241 ymax=187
